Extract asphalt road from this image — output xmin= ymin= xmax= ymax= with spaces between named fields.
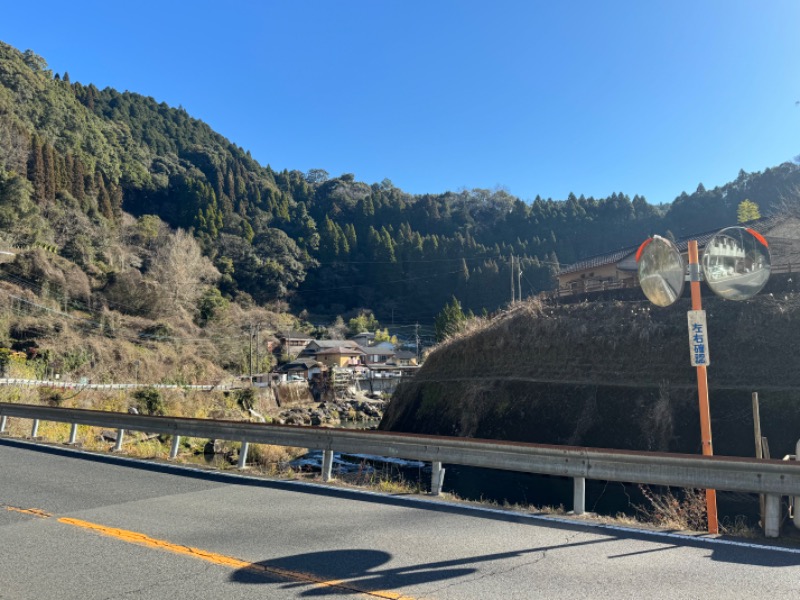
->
xmin=2 ymin=437 xmax=799 ymax=600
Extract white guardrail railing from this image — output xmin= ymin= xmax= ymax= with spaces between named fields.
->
xmin=0 ymin=378 xmax=227 ymax=391
xmin=1 ymin=402 xmax=799 ymax=538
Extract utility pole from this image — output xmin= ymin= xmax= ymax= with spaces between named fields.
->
xmin=255 ymin=320 xmax=267 ymax=380
xmin=517 ymin=257 xmax=523 ymax=302
xmin=510 ymin=253 xmax=515 ymax=303
xmin=248 ymin=324 xmax=254 ymax=385
xmin=255 ymin=325 xmax=260 ymax=381
xmin=415 ymin=323 xmax=420 ymax=362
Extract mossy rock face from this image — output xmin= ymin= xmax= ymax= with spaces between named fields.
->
xmin=381 ymin=296 xmax=800 ymax=458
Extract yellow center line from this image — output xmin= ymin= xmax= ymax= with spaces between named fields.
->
xmin=57 ymin=517 xmax=417 ymax=600
xmin=5 ymin=506 xmax=52 ymax=518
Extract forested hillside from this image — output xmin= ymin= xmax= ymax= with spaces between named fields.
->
xmin=1 ymin=39 xmax=799 ymax=349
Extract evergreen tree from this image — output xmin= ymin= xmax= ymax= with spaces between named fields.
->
xmin=434 ymin=296 xmax=467 ymax=342
xmin=97 ymin=172 xmax=114 ymax=221
xmin=42 ymin=142 xmax=56 ymax=203
xmin=344 ymin=223 xmax=357 ymax=251
xmin=27 ymin=135 xmax=46 ymax=203
xmin=72 ymin=156 xmax=85 ymax=205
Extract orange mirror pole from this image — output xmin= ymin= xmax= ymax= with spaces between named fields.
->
xmin=688 ymin=240 xmax=718 ymax=534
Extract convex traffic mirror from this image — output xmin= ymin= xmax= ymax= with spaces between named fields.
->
xmin=701 ymin=227 xmax=771 ymax=301
xmin=636 ymin=235 xmax=685 ymax=307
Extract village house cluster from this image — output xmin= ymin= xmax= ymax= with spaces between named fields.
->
xmin=253 ymin=331 xmax=421 ymax=392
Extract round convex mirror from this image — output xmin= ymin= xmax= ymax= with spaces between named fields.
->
xmin=702 ymin=227 xmax=770 ymax=301
xmin=636 ymin=235 xmax=685 ymax=307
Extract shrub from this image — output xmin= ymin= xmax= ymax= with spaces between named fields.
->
xmin=0 ymin=348 xmax=10 ymax=376
xmin=133 ymin=387 xmax=164 ymax=416
xmin=234 ymin=388 xmax=255 ymax=412
xmin=139 ymin=323 xmax=174 ymax=341
xmin=196 ymin=288 xmax=228 ymax=325
xmin=37 ymin=386 xmax=64 ymax=407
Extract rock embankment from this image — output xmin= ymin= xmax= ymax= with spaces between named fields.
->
xmin=235 ymin=383 xmax=386 ymax=427
xmin=274 ymin=396 xmax=385 ymax=426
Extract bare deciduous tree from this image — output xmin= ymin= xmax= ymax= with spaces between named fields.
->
xmin=0 ymin=118 xmax=29 ymax=174
xmin=148 ymin=228 xmax=220 ymax=316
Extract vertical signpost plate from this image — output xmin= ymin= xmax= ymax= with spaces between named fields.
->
xmin=687 ymin=310 xmax=710 ymax=367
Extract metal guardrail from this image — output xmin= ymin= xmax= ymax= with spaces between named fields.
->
xmin=0 ymin=378 xmax=227 ymax=391
xmin=2 ymin=402 xmax=799 ymax=537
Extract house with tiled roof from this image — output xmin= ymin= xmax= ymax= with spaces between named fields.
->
xmin=359 ymin=341 xmax=396 ymax=365
xmin=556 ymin=244 xmax=642 ymax=295
xmin=555 ymin=215 xmax=800 ymax=297
xmin=389 ymin=350 xmax=418 ymax=366
xmin=273 ymin=357 xmax=326 ymax=381
xmin=349 ymin=332 xmax=376 ymax=347
xmin=276 ymin=331 xmax=315 ymax=359
xmin=299 ymin=339 xmax=360 ymax=358
xmin=314 ymin=346 xmax=366 ymax=368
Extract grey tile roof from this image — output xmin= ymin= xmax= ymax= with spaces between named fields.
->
xmin=558 ymin=246 xmax=640 ymax=275
xmin=558 ymin=215 xmax=786 ymax=276
xmin=309 ymin=339 xmax=360 ymax=349
xmin=278 ymin=357 xmax=323 ymax=371
xmin=315 ymin=346 xmax=365 ymax=356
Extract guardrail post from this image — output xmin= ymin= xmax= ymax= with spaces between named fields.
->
xmin=795 ymin=439 xmax=800 ymax=531
xmin=169 ymin=435 xmax=181 ymax=460
xmin=321 ymin=450 xmax=334 ymax=481
xmin=238 ymin=441 xmax=249 ymax=469
xmin=573 ymin=477 xmax=586 ymax=515
xmin=764 ymin=494 xmax=781 ymax=538
xmin=112 ymin=429 xmax=125 ymax=452
xmin=66 ymin=423 xmax=78 ymax=445
xmin=0 ymin=414 xmax=7 ymax=434
xmin=431 ymin=461 xmax=445 ymax=496
xmin=30 ymin=419 xmax=40 ymax=439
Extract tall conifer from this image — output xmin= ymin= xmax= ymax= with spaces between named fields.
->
xmin=72 ymin=156 xmax=85 ymax=204
xmin=42 ymin=142 xmax=56 ymax=203
xmin=27 ymin=136 xmax=46 ymax=203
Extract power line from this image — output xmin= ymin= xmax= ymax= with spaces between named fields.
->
xmin=291 ymin=268 xmax=466 ymax=294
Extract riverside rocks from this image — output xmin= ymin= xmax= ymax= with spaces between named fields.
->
xmin=274 ymin=395 xmax=386 ymax=427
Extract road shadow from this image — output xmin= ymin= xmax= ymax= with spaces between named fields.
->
xmin=230 ymin=548 xmax=474 ymax=596
xmin=229 ymin=538 xmax=623 ymax=596
xmin=231 ymin=549 xmax=472 ymax=596
xmin=229 ymin=547 xmax=528 ymax=596
xmin=230 ymin=536 xmax=799 ymax=598
xmin=607 ymin=538 xmax=800 ymax=567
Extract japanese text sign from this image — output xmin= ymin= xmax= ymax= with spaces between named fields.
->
xmin=687 ymin=310 xmax=710 ymax=367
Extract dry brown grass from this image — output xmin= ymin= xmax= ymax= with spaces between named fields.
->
xmin=0 ymin=382 xmax=304 ymax=466
xmin=331 ymin=463 xmax=424 ymax=495
xmin=635 ymin=486 xmax=708 ymax=532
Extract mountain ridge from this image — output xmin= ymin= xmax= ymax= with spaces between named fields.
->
xmin=1 ymin=39 xmax=799 ymax=383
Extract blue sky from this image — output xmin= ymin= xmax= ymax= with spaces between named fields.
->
xmin=2 ymin=1 xmax=799 ymax=205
